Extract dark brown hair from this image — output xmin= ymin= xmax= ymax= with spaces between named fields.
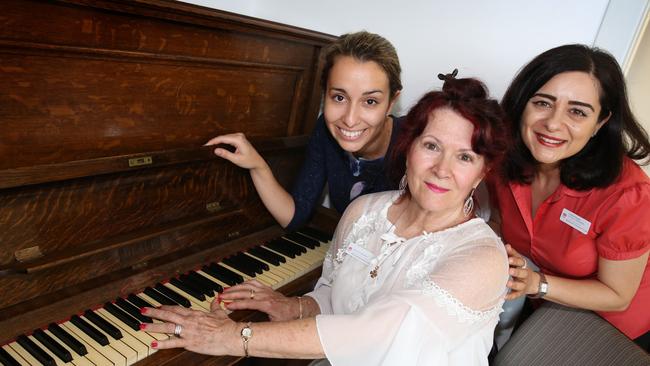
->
xmin=501 ymin=44 xmax=650 ymax=189
xmin=321 ymin=31 xmax=402 ymax=99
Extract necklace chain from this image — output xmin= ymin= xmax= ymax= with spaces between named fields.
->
xmin=370 ymin=206 xmax=407 ymax=278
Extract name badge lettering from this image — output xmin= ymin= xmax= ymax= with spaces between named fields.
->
xmin=345 ymin=243 xmax=374 ymax=265
xmin=559 ymin=208 xmax=591 ymax=235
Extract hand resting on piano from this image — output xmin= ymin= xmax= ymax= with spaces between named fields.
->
xmin=219 ymin=279 xmax=320 ymax=322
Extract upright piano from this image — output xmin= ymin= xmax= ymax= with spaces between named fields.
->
xmin=0 ymin=1 xmax=338 ymax=365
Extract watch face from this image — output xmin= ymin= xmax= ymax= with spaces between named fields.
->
xmin=242 ymin=327 xmax=253 ymax=338
xmin=540 ymin=283 xmax=549 ymax=293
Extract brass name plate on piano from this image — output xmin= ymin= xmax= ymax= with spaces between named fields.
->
xmin=206 ymin=201 xmax=222 ymax=213
xmin=128 ymin=156 xmax=153 ymax=167
xmin=14 ymin=246 xmax=44 ymax=263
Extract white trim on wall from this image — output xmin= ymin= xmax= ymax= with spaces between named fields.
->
xmin=594 ymin=0 xmax=650 ymax=68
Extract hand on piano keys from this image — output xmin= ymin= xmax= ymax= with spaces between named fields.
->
xmin=0 ymin=228 xmax=331 ymax=366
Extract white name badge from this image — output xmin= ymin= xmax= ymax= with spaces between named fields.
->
xmin=345 ymin=243 xmax=374 ymax=265
xmin=559 ymin=208 xmax=591 ymax=235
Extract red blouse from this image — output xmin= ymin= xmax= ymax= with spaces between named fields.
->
xmin=489 ymin=158 xmax=650 ymax=339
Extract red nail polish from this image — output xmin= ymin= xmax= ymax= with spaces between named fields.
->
xmin=222 ymin=287 xmax=231 ymax=292
xmin=151 ymin=341 xmax=158 ymax=348
xmin=140 ymin=307 xmax=148 ymax=314
xmin=140 ymin=323 xmax=147 ymax=330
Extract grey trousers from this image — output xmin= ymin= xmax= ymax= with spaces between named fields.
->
xmin=493 ymin=302 xmax=650 ymax=366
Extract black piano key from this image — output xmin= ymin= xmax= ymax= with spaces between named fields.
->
xmin=48 ymin=323 xmax=87 ymax=356
xmin=126 ymin=293 xmax=154 ymax=309
xmin=0 ymin=346 xmax=21 ymax=366
xmin=178 ymin=273 xmax=212 ymax=296
xmin=284 ymin=232 xmax=317 ymax=249
xmin=249 ymin=246 xmax=285 ymax=265
xmin=115 ymin=298 xmax=153 ymax=323
xmin=222 ymin=256 xmax=257 ymax=277
xmin=237 ymin=252 xmax=270 ymax=272
xmin=16 ymin=335 xmax=55 ymax=366
xmin=267 ymin=238 xmax=299 ymax=255
xmin=104 ymin=302 xmax=140 ymax=331
xmin=188 ymin=271 xmax=223 ymax=293
xmin=154 ymin=283 xmax=191 ymax=308
xmin=269 ymin=237 xmax=303 ymax=256
xmin=299 ymin=227 xmax=332 ymax=242
xmin=202 ymin=264 xmax=242 ymax=286
xmin=170 ymin=277 xmax=206 ymax=301
xmin=211 ymin=263 xmax=244 ymax=284
xmin=180 ymin=272 xmax=214 ymax=295
xmin=32 ymin=329 xmax=73 ymax=363
xmin=144 ymin=286 xmax=178 ymax=306
xmin=278 ymin=237 xmax=307 ymax=253
xmin=70 ymin=315 xmax=109 ymax=346
xmin=83 ymin=310 xmax=123 ymax=340
xmin=230 ymin=253 xmax=264 ymax=274
xmin=265 ymin=240 xmax=297 ymax=258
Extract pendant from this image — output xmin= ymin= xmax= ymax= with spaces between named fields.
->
xmin=369 ymin=266 xmax=379 ymax=278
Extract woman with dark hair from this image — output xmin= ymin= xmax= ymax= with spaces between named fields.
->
xmin=143 ymin=76 xmax=510 ymax=365
xmin=489 ymin=44 xmax=650 ymax=350
xmin=205 ymin=31 xmax=404 ymax=230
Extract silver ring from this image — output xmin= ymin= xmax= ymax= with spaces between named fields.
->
xmin=249 ymin=289 xmax=255 ymax=299
xmin=173 ymin=323 xmax=183 ymax=337
xmin=521 ymin=258 xmax=528 ymax=270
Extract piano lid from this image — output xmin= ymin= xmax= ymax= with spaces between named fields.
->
xmin=0 ymin=0 xmax=336 ymax=343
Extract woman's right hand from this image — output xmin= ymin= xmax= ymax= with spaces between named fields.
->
xmin=505 ymin=244 xmax=537 ymax=300
xmin=205 ymin=133 xmax=267 ymax=171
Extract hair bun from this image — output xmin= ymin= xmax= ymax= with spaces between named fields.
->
xmin=437 ymin=68 xmax=458 ymax=82
xmin=438 ymin=68 xmax=488 ymax=100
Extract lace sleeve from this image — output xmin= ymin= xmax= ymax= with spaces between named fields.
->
xmin=417 ymin=238 xmax=508 ymax=332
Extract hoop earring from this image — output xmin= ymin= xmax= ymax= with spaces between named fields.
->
xmin=463 ymin=188 xmax=476 ymax=216
xmin=399 ymin=174 xmax=408 ymax=195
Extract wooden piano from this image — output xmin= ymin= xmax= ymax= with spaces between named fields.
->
xmin=0 ymin=0 xmax=338 ymax=365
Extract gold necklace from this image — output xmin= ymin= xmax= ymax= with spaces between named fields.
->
xmin=369 ymin=241 xmax=404 ymax=278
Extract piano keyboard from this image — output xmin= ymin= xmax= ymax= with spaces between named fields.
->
xmin=0 ymin=228 xmax=331 ymax=366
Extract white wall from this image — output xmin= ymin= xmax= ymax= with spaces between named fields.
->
xmin=626 ymin=8 xmax=650 ymax=174
xmin=186 ymin=0 xmax=646 ymax=116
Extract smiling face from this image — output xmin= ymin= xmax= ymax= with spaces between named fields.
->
xmin=323 ymin=56 xmax=398 ymax=159
xmin=521 ymin=71 xmax=609 ymax=169
xmin=406 ymin=107 xmax=486 ymax=216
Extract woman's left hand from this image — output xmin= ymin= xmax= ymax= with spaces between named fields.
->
xmin=505 ymin=244 xmax=537 ymax=300
xmin=143 ymin=305 xmax=240 ymax=356
xmin=220 ymin=280 xmax=300 ymax=321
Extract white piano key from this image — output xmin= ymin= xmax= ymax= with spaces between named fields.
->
xmin=26 ymin=335 xmax=65 ymax=366
xmin=60 ymin=322 xmax=122 ymax=366
xmin=2 ymin=344 xmax=31 ymax=366
xmin=162 ymin=283 xmax=210 ymax=311
xmin=79 ymin=315 xmax=136 ymax=365
xmin=42 ymin=329 xmax=95 ymax=366
xmin=94 ymin=309 xmax=160 ymax=354
xmin=7 ymin=342 xmax=40 ymax=366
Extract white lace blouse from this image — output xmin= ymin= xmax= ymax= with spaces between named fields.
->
xmin=305 ymin=191 xmax=508 ymax=366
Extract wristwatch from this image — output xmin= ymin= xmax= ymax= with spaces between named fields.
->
xmin=240 ymin=322 xmax=253 ymax=357
xmin=529 ymin=271 xmax=548 ymax=299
